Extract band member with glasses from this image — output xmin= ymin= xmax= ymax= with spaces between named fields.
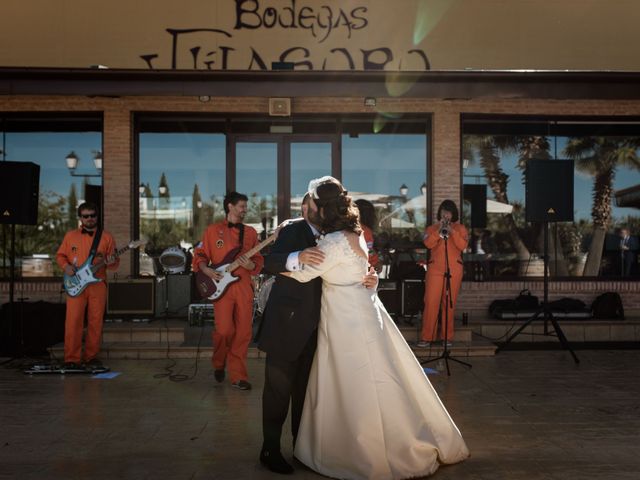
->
xmin=192 ymin=192 xmax=264 ymax=391
xmin=55 ymin=202 xmax=119 ymax=369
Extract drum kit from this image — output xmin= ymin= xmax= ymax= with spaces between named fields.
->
xmin=253 ymin=274 xmax=275 ymax=317
xmin=159 ymin=246 xmax=188 ymax=274
xmin=152 ymin=244 xmax=275 ymax=321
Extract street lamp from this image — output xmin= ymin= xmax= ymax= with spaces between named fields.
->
xmin=65 ymin=151 xmax=102 ymax=178
xmin=420 ymin=182 xmax=427 ymax=195
xmin=399 ymin=184 xmax=409 ymax=196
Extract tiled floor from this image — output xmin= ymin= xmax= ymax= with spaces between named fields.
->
xmin=1 ymin=350 xmax=639 ymax=480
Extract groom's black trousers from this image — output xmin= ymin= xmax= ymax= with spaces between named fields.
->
xmin=262 ymin=332 xmax=317 ymax=452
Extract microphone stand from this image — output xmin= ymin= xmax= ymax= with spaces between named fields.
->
xmin=421 ymin=225 xmax=472 ymax=376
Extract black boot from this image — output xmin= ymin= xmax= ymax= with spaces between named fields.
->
xmin=259 ymin=448 xmax=294 ymax=475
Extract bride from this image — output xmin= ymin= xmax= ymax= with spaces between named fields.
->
xmin=282 ymin=177 xmax=469 ymax=480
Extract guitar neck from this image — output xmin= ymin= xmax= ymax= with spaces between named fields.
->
xmin=226 ymin=233 xmax=277 ymax=272
xmin=90 ymin=245 xmax=130 ymax=273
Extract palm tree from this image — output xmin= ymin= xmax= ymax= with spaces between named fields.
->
xmin=564 ymin=136 xmax=640 ymax=276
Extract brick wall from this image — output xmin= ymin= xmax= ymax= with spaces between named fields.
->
xmin=458 ymin=280 xmax=640 ymax=319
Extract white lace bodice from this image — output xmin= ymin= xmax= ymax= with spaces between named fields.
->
xmin=290 ymin=231 xmax=369 ymax=286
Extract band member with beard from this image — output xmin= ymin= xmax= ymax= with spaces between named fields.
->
xmin=193 ymin=192 xmax=264 ymax=390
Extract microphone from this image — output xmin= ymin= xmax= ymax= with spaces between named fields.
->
xmin=439 ymin=219 xmax=450 ymax=239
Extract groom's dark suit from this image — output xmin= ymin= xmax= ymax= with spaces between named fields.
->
xmin=258 ymin=218 xmax=322 ymax=455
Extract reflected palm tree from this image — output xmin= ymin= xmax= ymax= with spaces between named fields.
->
xmin=564 ymin=136 xmax=640 ymax=276
xmin=464 ymin=135 xmax=531 ymax=261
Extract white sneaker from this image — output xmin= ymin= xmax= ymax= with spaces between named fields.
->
xmin=416 ymin=340 xmax=430 ymax=348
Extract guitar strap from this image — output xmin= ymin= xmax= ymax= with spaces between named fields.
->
xmin=89 ymin=228 xmax=103 ymax=260
xmin=238 ymin=224 xmax=245 ymax=251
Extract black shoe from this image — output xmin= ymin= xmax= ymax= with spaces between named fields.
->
xmin=231 ymin=380 xmax=252 ymax=390
xmin=85 ymin=358 xmax=103 ymax=368
xmin=214 ymin=369 xmax=225 ymax=383
xmin=62 ymin=362 xmax=82 ymax=371
xmin=260 ymin=449 xmax=294 ymax=475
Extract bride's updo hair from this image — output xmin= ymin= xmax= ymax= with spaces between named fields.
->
xmin=313 ymin=179 xmax=362 ymax=235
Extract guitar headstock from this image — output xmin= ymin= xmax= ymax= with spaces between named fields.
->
xmin=128 ymin=239 xmax=147 ymax=250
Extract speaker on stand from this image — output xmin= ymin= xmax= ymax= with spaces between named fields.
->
xmin=0 ymin=161 xmax=40 ymax=353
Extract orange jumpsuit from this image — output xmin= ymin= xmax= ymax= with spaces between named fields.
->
xmin=362 ymin=225 xmax=379 ymax=270
xmin=192 ymin=221 xmax=263 ymax=383
xmin=421 ymin=222 xmax=468 ymax=342
xmin=56 ymin=229 xmax=119 ymax=363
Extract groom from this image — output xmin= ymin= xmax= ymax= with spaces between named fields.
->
xmin=258 ymin=193 xmax=325 ymax=474
xmin=258 ymin=184 xmax=378 ymax=474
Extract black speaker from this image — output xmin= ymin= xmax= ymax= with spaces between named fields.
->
xmin=377 ymin=280 xmax=399 ymax=316
xmin=463 ymin=184 xmax=487 ymax=228
xmin=526 ymin=160 xmax=574 ymax=222
xmin=401 ymin=279 xmax=425 ymax=316
xmin=167 ymin=274 xmax=192 ymax=316
xmin=0 ymin=161 xmax=40 ymax=225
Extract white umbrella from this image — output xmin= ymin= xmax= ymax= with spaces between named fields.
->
xmin=486 ymin=199 xmax=513 ymax=214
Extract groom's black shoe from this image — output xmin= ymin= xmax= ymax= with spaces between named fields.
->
xmin=260 ymin=449 xmax=294 ymax=475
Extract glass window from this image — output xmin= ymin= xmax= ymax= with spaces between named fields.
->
xmin=1 ymin=125 xmax=102 ymax=279
xmin=342 ymin=133 xmax=428 ymax=279
xmin=290 ymin=142 xmax=332 ymax=218
xmin=462 ymin=118 xmax=640 ymax=279
xmin=138 ymin=132 xmax=225 ymax=276
xmin=235 ymin=142 xmax=278 ymax=236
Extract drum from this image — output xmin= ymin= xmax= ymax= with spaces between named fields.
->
xmin=159 ymin=246 xmax=187 ymax=274
xmin=256 ymin=275 xmax=275 ymax=314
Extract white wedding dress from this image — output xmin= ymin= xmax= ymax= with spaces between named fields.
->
xmin=289 ymin=231 xmax=469 ymax=480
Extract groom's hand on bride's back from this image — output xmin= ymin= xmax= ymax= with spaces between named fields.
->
xmin=299 ymin=247 xmax=324 ymax=266
xmin=362 ymin=267 xmax=378 ymax=290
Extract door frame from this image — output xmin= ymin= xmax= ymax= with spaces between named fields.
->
xmin=227 ymin=133 xmax=341 ymax=220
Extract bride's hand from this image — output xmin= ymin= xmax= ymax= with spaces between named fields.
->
xmin=362 ymin=267 xmax=378 ymax=290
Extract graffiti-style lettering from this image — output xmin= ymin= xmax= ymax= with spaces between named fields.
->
xmin=362 ymin=48 xmax=393 ymax=70
xmin=280 ymin=47 xmax=312 ymax=70
xmin=234 ymin=0 xmax=369 ymax=43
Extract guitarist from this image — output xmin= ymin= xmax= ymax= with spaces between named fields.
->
xmin=55 ymin=202 xmax=119 ymax=369
xmin=192 ymin=192 xmax=264 ymax=391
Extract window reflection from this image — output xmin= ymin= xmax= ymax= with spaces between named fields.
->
xmin=138 ymin=133 xmax=225 ymax=275
xmin=342 ymin=133 xmax=428 ymax=279
xmin=236 ymin=142 xmax=278 ymax=237
xmin=290 ymin=142 xmax=332 ymax=218
xmin=462 ymin=122 xmax=640 ymax=279
xmin=1 ymin=129 xmax=102 ymax=279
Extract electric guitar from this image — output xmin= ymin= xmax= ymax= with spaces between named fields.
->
xmin=195 ymin=233 xmax=276 ymax=301
xmin=63 ymin=239 xmax=146 ymax=297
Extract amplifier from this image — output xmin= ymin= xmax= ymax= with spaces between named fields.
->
xmin=107 ymin=278 xmax=155 ymax=315
xmin=377 ymin=280 xmax=399 ymax=317
xmin=401 ymin=279 xmax=424 ymax=317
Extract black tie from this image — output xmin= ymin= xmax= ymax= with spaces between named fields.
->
xmin=228 ymin=222 xmax=242 ymax=229
xmin=81 ymin=228 xmax=95 ymax=236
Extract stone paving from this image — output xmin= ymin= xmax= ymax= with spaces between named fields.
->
xmin=1 ymin=349 xmax=639 ymax=480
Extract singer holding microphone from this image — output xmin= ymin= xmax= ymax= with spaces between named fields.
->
xmin=418 ymin=200 xmax=469 ymax=347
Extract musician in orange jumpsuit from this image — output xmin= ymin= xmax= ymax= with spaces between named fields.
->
xmin=193 ymin=192 xmax=264 ymax=390
xmin=56 ymin=202 xmax=119 ymax=369
xmin=355 ymin=199 xmax=380 ymax=271
xmin=419 ymin=200 xmax=468 ymax=347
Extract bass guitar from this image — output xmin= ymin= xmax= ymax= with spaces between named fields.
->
xmin=195 ymin=233 xmax=276 ymax=301
xmin=63 ymin=239 xmax=146 ymax=297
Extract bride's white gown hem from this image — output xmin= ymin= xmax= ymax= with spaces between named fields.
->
xmin=289 ymin=231 xmax=469 ymax=480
